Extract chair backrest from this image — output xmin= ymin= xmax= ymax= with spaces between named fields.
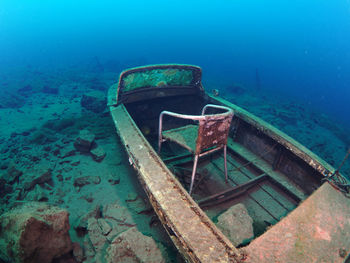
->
xmin=195 ymin=107 xmax=233 ymax=154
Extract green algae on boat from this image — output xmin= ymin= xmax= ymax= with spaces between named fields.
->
xmin=122 ymin=68 xmax=193 ymax=92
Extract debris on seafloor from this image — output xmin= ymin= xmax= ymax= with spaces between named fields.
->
xmin=105 ymin=227 xmax=166 ymax=263
xmin=0 ymin=202 xmax=73 ymax=262
xmin=74 ymin=129 xmax=96 ymax=153
xmin=81 ymin=90 xmax=107 ymax=114
xmin=216 ymin=203 xmax=254 ymax=246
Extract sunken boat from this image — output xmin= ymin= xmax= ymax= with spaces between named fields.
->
xmin=108 ymin=64 xmax=350 ymax=263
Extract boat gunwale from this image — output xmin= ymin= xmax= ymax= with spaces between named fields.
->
xmin=209 ymin=94 xmax=339 ymax=178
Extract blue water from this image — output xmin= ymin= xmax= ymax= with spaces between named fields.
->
xmin=1 ymin=0 xmax=349 ymax=125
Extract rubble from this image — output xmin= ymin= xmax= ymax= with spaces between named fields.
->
xmin=87 ymin=217 xmax=109 ymax=253
xmin=102 ymin=201 xmax=136 ymax=241
xmin=0 ymin=202 xmax=73 ymax=263
xmin=22 ymin=166 xmax=53 ymax=191
xmin=81 ymin=91 xmax=106 ymax=114
xmin=216 ymin=203 xmax=254 ymax=246
xmin=90 ymin=145 xmax=106 ymax=162
xmin=4 ymin=162 xmax=22 ymax=184
xmin=60 ymin=145 xmax=77 ymax=158
xmin=98 ymin=218 xmax=112 ymax=235
xmin=105 ymin=227 xmax=166 ymax=263
xmin=74 ymin=129 xmax=95 ymax=152
xmin=74 ymin=175 xmax=101 ymax=188
xmin=26 ymin=185 xmax=49 ymax=202
xmin=127 ymin=198 xmax=151 ymax=214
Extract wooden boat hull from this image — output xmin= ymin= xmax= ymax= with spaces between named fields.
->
xmin=108 ymin=65 xmax=350 ymax=263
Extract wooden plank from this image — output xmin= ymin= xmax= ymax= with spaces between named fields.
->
xmin=198 ymin=174 xmax=268 ymax=208
xmin=225 ymin=154 xmax=297 ymax=211
xmin=211 ymin=157 xmax=290 ymax=221
xmin=227 ymin=139 xmax=307 ymax=201
xmin=204 ymin=161 xmax=278 ymax=224
xmin=254 ymin=181 xmax=297 ymax=211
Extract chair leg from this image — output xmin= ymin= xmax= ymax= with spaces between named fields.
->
xmin=189 ymin=154 xmax=199 ymax=196
xmin=158 ymin=137 xmax=162 ymax=154
xmin=224 ymin=145 xmax=228 ymax=183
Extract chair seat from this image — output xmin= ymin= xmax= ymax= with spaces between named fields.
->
xmin=162 ymin=124 xmax=198 ymax=153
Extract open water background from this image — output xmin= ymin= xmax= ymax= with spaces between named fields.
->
xmin=1 ymin=0 xmax=350 ymax=127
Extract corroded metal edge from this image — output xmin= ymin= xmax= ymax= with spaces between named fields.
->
xmin=109 ymin=102 xmax=245 ymax=263
xmin=210 ymin=95 xmax=338 ymax=177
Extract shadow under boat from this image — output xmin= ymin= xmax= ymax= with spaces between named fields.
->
xmin=108 ymin=64 xmax=350 ymax=263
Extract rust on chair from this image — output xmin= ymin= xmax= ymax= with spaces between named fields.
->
xmin=196 ymin=113 xmax=233 ymax=155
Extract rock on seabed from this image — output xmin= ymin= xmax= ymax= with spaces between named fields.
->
xmin=74 ymin=129 xmax=95 ymax=153
xmin=90 ymin=145 xmax=106 ymax=162
xmin=216 ymin=203 xmax=254 ymax=246
xmin=0 ymin=202 xmax=73 ymax=263
xmin=105 ymin=227 xmax=166 ymax=263
xmin=81 ymin=91 xmax=106 ymax=114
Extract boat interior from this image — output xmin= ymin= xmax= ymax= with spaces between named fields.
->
xmin=123 ymin=92 xmax=324 ymax=245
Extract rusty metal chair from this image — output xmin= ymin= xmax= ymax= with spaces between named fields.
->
xmin=158 ymin=104 xmax=234 ymax=195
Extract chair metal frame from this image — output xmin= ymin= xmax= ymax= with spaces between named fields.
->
xmin=158 ymin=104 xmax=234 ymax=195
